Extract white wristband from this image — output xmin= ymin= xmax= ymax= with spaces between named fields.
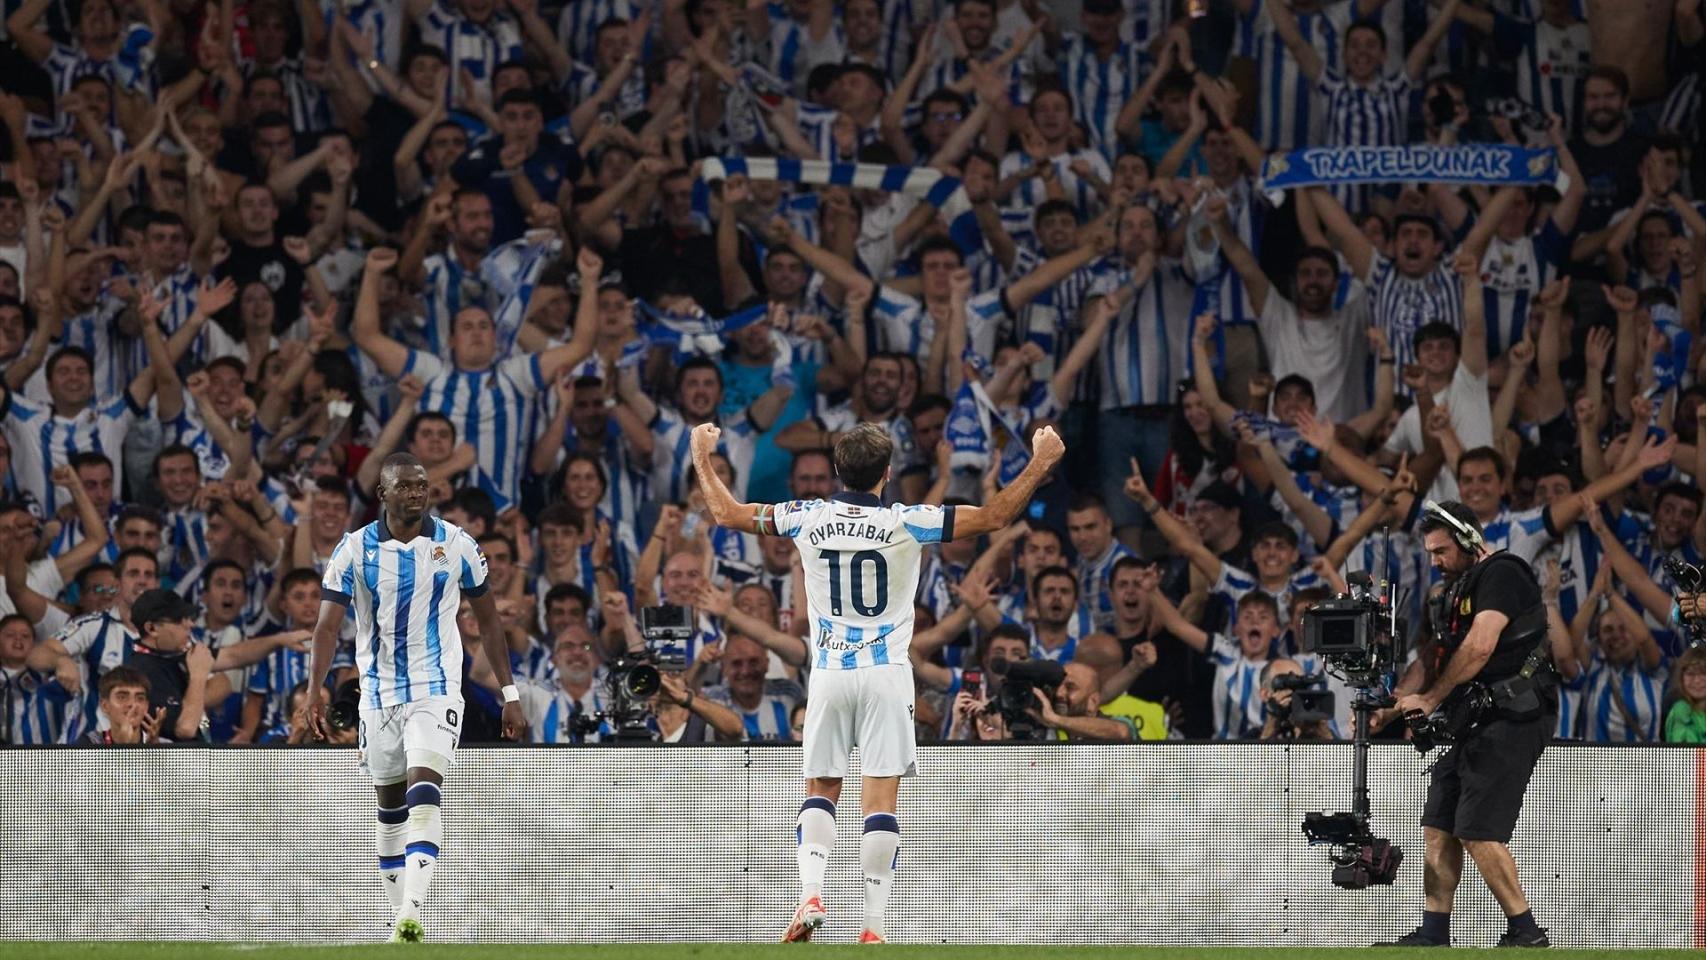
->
xmin=501 ymin=684 xmax=520 ymax=704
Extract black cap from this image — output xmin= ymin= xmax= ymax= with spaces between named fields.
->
xmin=1197 ymin=481 xmax=1242 ymax=511
xmin=131 ymin=589 xmax=199 ymax=633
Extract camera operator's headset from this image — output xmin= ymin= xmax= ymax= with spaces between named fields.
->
xmin=1422 ymin=500 xmax=1483 ymax=554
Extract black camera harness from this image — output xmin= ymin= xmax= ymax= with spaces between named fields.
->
xmin=1431 ymin=551 xmax=1554 ymax=744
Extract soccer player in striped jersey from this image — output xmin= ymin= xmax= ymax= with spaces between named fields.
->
xmin=695 ymin=419 xmax=1065 ymax=943
xmin=352 ymin=246 xmax=598 ymax=514
xmin=303 ymin=452 xmax=527 ymax=943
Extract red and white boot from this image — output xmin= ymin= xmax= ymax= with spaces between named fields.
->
xmin=781 ymin=896 xmax=827 ymax=943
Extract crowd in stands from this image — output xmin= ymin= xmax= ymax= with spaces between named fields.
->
xmin=1 ymin=0 xmax=1705 ymax=747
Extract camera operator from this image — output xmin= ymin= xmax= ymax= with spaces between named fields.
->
xmin=1030 ymin=661 xmax=1137 ymax=741
xmin=1374 ymin=501 xmax=1554 ymax=948
xmin=1258 ymin=659 xmax=1335 ymax=741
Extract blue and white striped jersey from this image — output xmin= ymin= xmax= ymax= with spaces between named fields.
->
xmin=1318 ymin=67 xmax=1413 ymax=211
xmin=1236 ymin=0 xmax=1354 ymax=151
xmin=648 ymin=405 xmax=759 ymax=504
xmin=416 ymin=0 xmax=524 ymax=108
xmin=1363 ymin=254 xmax=1464 ymax=377
xmin=766 ymin=491 xmax=955 ymax=671
xmin=421 ymin=237 xmax=549 ymax=359
xmin=1024 ymin=255 xmax=1116 ymax=403
xmin=1553 ymin=668 xmax=1587 ymax=739
xmin=1491 ymin=13 xmax=1592 ymax=135
xmin=1617 ymin=516 xmax=1700 ymax=659
xmin=1581 ymin=651 xmax=1667 ymax=742
xmin=518 ymin=677 xmax=608 ymax=743
xmin=1025 ymin=615 xmax=1095 ymax=663
xmin=1209 ymin=634 xmax=1267 ymax=739
xmin=0 ymin=391 xmax=143 ymax=516
xmin=403 ymin=349 xmax=545 ymax=513
xmin=555 ymin=0 xmax=638 ymax=64
xmin=563 ymin=59 xmax=649 ymax=119
xmin=1076 ymin=540 xmax=1135 ymax=633
xmin=760 ymin=3 xmax=845 ymax=96
xmin=24 ymin=296 xmax=128 ymax=405
xmin=53 ymin=610 xmax=137 ymax=743
xmin=705 ymin=683 xmax=799 ymax=741
xmin=321 ymin=514 xmax=490 ymax=711
xmin=41 ymin=29 xmax=157 ymax=118
xmin=246 ymin=640 xmax=309 ymax=734
xmin=161 ymin=506 xmax=211 ymax=589
xmin=1088 ymin=258 xmax=1198 ymax=409
xmin=0 ymin=666 xmax=73 ymax=746
xmin=323 ymin=0 xmax=405 ymax=69
xmin=998 ymin=149 xmax=1109 ymax=222
xmin=1475 ymin=223 xmax=1567 ymax=361
xmin=872 ymin=286 xmax=1006 ymax=366
xmin=164 ymin=397 xmax=236 ymax=482
xmin=1211 ymin=565 xmax=1324 ymax=627
xmin=1480 ymin=505 xmax=1555 ymax=564
xmin=1055 ymin=33 xmax=1147 ymax=163
xmin=240 ymin=56 xmax=331 ymax=133
xmin=919 ymin=45 xmax=1035 ymax=106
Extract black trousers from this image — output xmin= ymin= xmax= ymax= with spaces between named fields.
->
xmin=1419 ymin=708 xmax=1554 ymax=843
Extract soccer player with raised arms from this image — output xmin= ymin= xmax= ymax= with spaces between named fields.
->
xmin=299 ymin=452 xmax=527 ymax=942
xmin=691 ymin=419 xmax=1066 ymax=943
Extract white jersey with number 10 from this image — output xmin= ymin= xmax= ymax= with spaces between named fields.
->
xmin=764 ymin=492 xmax=956 ymax=672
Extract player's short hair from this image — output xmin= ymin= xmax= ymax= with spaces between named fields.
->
xmin=98 ymin=665 xmax=149 ymax=700
xmin=832 ymin=423 xmax=894 ymax=493
xmin=280 ymin=567 xmax=321 ymax=595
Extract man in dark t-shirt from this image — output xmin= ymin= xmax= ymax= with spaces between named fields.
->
xmin=127 ymin=589 xmax=215 ymax=743
xmin=1378 ymin=501 xmax=1554 ymax=949
xmin=1106 ymin=555 xmax=1212 ymax=738
xmin=216 ymin=183 xmax=306 ymax=333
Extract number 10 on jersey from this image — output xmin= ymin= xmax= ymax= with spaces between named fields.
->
xmin=819 ymin=549 xmax=889 ymax=617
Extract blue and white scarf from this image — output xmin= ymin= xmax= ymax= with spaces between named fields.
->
xmin=700 ymin=157 xmax=983 ymax=256
xmin=632 ymin=300 xmax=795 ymax=387
xmin=1259 ymin=144 xmax=1567 ymax=193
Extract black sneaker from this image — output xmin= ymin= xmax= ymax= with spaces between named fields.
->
xmin=1377 ymin=928 xmax=1451 ymax=947
xmin=1497 ymin=927 xmax=1550 ymax=948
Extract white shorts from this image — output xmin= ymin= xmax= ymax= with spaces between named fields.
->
xmin=801 ymin=664 xmax=917 ymax=779
xmin=358 ymin=695 xmax=464 ymax=784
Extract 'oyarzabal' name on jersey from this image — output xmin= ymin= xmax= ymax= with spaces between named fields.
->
xmin=807 ymin=521 xmax=896 ymax=546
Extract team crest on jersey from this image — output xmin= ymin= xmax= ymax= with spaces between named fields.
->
xmin=431 ymin=546 xmax=448 ymax=565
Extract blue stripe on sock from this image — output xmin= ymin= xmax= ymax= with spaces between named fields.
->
xmin=405 ymin=782 xmax=442 ymax=808
xmin=800 ymin=796 xmax=836 ymax=817
xmin=377 ymin=806 xmax=409 ymax=824
xmin=863 ymin=813 xmax=898 ymax=834
xmin=405 ymin=841 xmax=440 ymax=859
xmin=378 ymin=856 xmax=406 ymax=869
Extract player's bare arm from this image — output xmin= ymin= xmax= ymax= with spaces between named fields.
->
xmin=691 ymin=422 xmax=762 ymax=533
xmin=950 ymin=425 xmax=1066 ymax=540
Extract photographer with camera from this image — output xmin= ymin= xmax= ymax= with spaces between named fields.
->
xmin=1258 ymin=659 xmax=1335 ymax=741
xmin=1374 ymin=501 xmax=1554 ymax=948
xmin=1031 ymin=660 xmax=1137 ymax=742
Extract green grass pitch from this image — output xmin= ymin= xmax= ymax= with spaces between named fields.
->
xmin=0 ymin=945 xmax=1690 ymax=959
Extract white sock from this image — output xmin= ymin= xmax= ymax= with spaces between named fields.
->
xmin=401 ymin=782 xmax=443 ymax=922
xmin=375 ymin=804 xmax=409 ymax=918
xmin=861 ymin=813 xmax=900 ymax=938
xmin=796 ymin=796 xmax=837 ymax=902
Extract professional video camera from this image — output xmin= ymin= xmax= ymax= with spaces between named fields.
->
xmin=990 ymin=658 xmax=1065 ymax=739
xmin=1268 ymin=672 xmax=1335 ymax=732
xmin=1663 ymin=555 xmax=1706 ymax=648
xmin=574 ymin=604 xmax=692 ymax=743
xmin=1298 ymin=557 xmax=1408 ymax=889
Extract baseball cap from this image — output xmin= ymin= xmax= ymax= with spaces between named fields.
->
xmin=1196 ymin=482 xmax=1242 ymax=511
xmin=131 ymin=589 xmax=199 ymax=633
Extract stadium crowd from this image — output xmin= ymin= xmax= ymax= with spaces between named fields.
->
xmin=1 ymin=0 xmax=1705 ymax=748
